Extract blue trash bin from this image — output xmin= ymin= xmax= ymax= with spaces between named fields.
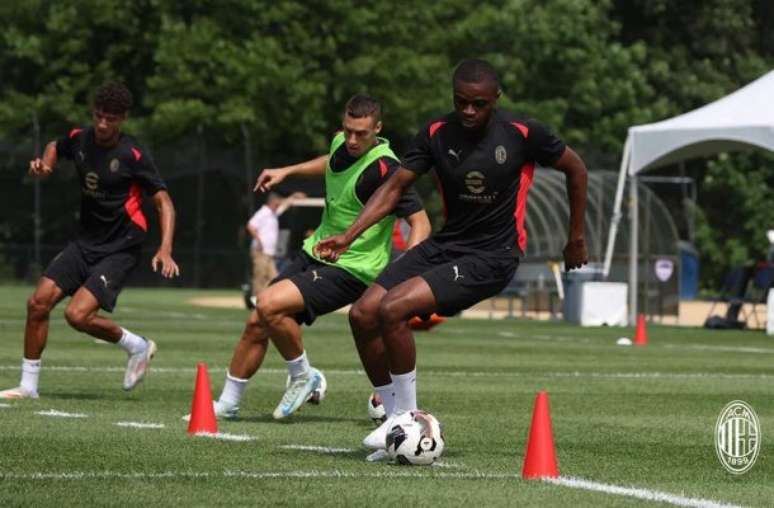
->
xmin=678 ymin=241 xmax=699 ymax=300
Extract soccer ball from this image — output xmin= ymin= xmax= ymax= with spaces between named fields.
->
xmin=285 ymin=370 xmax=327 ymax=405
xmin=367 ymin=392 xmax=386 ymax=425
xmin=385 ymin=410 xmax=445 ymax=465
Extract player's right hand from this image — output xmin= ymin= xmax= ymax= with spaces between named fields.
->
xmin=313 ymin=234 xmax=351 ymax=262
xmin=29 ymin=158 xmax=52 ymax=176
xmin=254 ymin=168 xmax=287 ymax=193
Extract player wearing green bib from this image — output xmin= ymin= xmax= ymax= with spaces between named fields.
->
xmin=188 ymin=95 xmax=430 ymax=422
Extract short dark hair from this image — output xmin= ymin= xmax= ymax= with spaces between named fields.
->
xmin=344 ymin=94 xmax=382 ymax=122
xmin=93 ymin=81 xmax=133 ymax=114
xmin=452 ymin=59 xmax=500 ymax=89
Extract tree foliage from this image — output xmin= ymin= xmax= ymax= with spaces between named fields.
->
xmin=1 ymin=0 xmax=772 ymax=288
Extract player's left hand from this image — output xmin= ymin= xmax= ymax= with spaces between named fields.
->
xmin=313 ymin=234 xmax=351 ymax=262
xmin=563 ymin=238 xmax=588 ymax=271
xmin=152 ymin=250 xmax=180 ymax=278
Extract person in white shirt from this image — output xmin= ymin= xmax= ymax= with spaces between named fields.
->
xmin=246 ymin=192 xmax=302 ymax=298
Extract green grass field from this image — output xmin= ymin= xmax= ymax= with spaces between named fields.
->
xmin=0 ymin=285 xmax=771 ymax=507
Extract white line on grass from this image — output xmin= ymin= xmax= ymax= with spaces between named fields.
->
xmin=35 ymin=410 xmax=87 ymax=418
xmin=546 ymin=476 xmax=742 ymax=508
xmin=115 ymin=422 xmax=165 ymax=429
xmin=664 ymin=344 xmax=774 ymax=354
xmin=0 ymin=469 xmax=745 ymax=505
xmin=280 ymin=445 xmax=356 ymax=454
xmin=194 ymin=432 xmax=256 ymax=442
xmin=0 ymin=403 xmax=11 ymax=408
xmin=0 ymin=470 xmax=521 ymax=481
xmin=1 ymin=364 xmax=770 ymax=380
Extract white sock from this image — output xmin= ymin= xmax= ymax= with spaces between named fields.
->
xmin=287 ymin=351 xmax=310 ymax=379
xmin=390 ymin=369 xmax=417 ymax=413
xmin=118 ymin=328 xmax=146 ymax=355
xmin=20 ymin=358 xmax=41 ymax=394
xmin=218 ymin=371 xmax=248 ymax=406
xmin=374 ymin=382 xmax=396 ymax=416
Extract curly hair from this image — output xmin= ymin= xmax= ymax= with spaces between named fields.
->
xmin=93 ymin=81 xmax=133 ymax=114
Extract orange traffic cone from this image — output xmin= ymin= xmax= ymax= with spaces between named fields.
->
xmin=187 ymin=362 xmax=218 ymax=435
xmin=634 ymin=314 xmax=648 ymax=346
xmin=522 ymin=391 xmax=559 ymax=479
xmin=408 ymin=313 xmax=446 ymax=331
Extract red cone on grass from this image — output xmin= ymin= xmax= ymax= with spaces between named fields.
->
xmin=634 ymin=313 xmax=648 ymax=346
xmin=187 ymin=362 xmax=218 ymax=434
xmin=521 ymin=390 xmax=559 ymax=479
xmin=408 ymin=313 xmax=446 ymax=331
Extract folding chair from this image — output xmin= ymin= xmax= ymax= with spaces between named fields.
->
xmin=704 ymin=265 xmax=753 ymax=328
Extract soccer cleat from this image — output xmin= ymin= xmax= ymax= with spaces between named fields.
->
xmin=365 ymin=448 xmax=391 ymax=463
xmin=181 ymin=400 xmax=239 ymax=422
xmin=0 ymin=386 xmax=39 ymax=400
xmin=272 ymin=367 xmax=322 ymax=420
xmin=362 ymin=412 xmax=401 ymax=450
xmin=123 ymin=339 xmax=157 ymax=391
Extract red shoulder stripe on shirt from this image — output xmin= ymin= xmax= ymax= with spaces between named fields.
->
xmin=514 ymin=162 xmax=535 ymax=252
xmin=68 ymin=128 xmax=82 ymax=138
xmin=510 ymin=122 xmax=529 ymax=138
xmin=378 ymin=159 xmax=388 ymax=178
xmin=131 ymin=147 xmax=142 ymax=161
xmin=429 ymin=121 xmax=446 ymax=138
xmin=124 ymin=183 xmax=148 ymax=232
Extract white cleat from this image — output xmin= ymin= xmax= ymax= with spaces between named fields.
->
xmin=182 ymin=400 xmax=239 ymax=422
xmin=123 ymin=339 xmax=157 ymax=391
xmin=272 ymin=367 xmax=322 ymax=420
xmin=363 ymin=412 xmax=400 ymax=450
xmin=365 ymin=449 xmax=391 ymax=463
xmin=0 ymin=386 xmax=39 ymax=400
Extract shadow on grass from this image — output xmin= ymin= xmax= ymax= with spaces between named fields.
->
xmin=238 ymin=413 xmax=362 ymax=424
xmin=46 ymin=392 xmax=119 ymax=401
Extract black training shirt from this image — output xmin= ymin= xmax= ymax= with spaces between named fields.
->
xmin=401 ymin=110 xmax=565 ymax=254
xmin=56 ymin=127 xmax=167 ymax=258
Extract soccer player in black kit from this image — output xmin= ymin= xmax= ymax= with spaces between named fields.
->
xmin=0 ymin=82 xmax=179 ymax=400
xmin=315 ymin=59 xmax=589 ymax=456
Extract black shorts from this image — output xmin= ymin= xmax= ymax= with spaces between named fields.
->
xmin=43 ymin=242 xmax=140 ymax=312
xmin=375 ymin=239 xmax=518 ymax=316
xmin=272 ymin=251 xmax=367 ymax=325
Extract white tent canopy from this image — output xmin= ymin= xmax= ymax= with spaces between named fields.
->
xmin=603 ymin=70 xmax=774 ymax=322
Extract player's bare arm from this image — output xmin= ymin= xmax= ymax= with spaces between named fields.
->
xmin=552 ymin=146 xmax=588 ymax=270
xmin=28 ymin=141 xmax=58 ymax=176
xmin=404 ymin=209 xmax=431 ymax=249
xmin=315 ymin=167 xmax=418 ymax=261
xmin=254 ymin=155 xmax=329 ymax=193
xmin=151 ymin=190 xmax=180 ymax=278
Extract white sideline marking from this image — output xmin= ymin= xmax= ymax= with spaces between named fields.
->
xmin=665 ymin=344 xmax=774 ymax=355
xmin=281 ymin=445 xmax=355 ymax=454
xmin=431 ymin=461 xmax=465 ymax=468
xmin=0 ymin=469 xmax=745 ymax=506
xmin=36 ymin=410 xmax=87 ymax=418
xmin=546 ymin=476 xmax=741 ymax=508
xmin=1 ymin=364 xmax=770 ymax=380
xmin=194 ymin=432 xmax=255 ymax=442
xmin=0 ymin=470 xmax=520 ymax=481
xmin=115 ymin=421 xmax=165 ymax=429
xmin=0 ymin=403 xmax=12 ymax=408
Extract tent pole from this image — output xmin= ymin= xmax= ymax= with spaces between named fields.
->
xmin=629 ymin=173 xmax=639 ymax=324
xmin=602 ymin=136 xmax=631 ymax=278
